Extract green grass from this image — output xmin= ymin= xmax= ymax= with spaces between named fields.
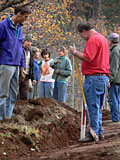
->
xmin=0 ymin=124 xmax=42 ymax=139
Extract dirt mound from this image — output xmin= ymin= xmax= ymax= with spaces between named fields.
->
xmin=1 ymin=98 xmax=81 ymax=151
xmin=23 ymin=98 xmax=81 ymax=151
xmin=14 ymin=98 xmax=81 ymax=127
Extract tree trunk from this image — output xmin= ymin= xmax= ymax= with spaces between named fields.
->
xmin=93 ymin=0 xmax=101 ymax=19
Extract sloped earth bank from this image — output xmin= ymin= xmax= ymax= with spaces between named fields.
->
xmin=0 ymin=98 xmax=120 ymax=160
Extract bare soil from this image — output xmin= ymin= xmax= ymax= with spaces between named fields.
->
xmin=0 ymin=98 xmax=120 ymax=160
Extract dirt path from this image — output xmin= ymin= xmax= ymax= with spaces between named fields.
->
xmin=38 ymin=120 xmax=120 ymax=160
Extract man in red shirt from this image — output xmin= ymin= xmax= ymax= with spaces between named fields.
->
xmin=70 ymin=21 xmax=110 ymax=142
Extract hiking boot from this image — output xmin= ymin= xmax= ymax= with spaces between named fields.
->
xmin=112 ymin=121 xmax=120 ymax=124
xmin=99 ymin=134 xmax=104 ymax=141
xmin=79 ymin=135 xmax=95 ymax=143
xmin=2 ymin=117 xmax=11 ymax=123
xmin=0 ymin=120 xmax=4 ymax=124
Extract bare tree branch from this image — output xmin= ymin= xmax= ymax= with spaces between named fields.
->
xmin=0 ymin=0 xmax=35 ymax=12
xmin=19 ymin=0 xmax=35 ymax=7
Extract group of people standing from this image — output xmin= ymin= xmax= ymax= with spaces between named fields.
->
xmin=19 ymin=40 xmax=72 ymax=103
xmin=0 ymin=6 xmax=120 ymax=143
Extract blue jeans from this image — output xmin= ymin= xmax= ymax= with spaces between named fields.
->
xmin=39 ymin=82 xmax=54 ymax=98
xmin=0 ymin=65 xmax=19 ymax=120
xmin=83 ymin=75 xmax=109 ymax=136
xmin=108 ymin=84 xmax=120 ymax=122
xmin=28 ymin=82 xmax=39 ymax=99
xmin=33 ymin=82 xmax=39 ymax=99
xmin=27 ymin=90 xmax=33 ymax=99
xmin=54 ymin=81 xmax=67 ymax=103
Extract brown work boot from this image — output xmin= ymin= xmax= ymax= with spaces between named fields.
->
xmin=2 ymin=117 xmax=12 ymax=123
xmin=99 ymin=134 xmax=104 ymax=141
xmin=79 ymin=135 xmax=95 ymax=142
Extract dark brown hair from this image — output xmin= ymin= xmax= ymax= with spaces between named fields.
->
xmin=58 ymin=46 xmax=66 ymax=54
xmin=41 ymin=49 xmax=50 ymax=58
xmin=77 ymin=21 xmax=93 ymax=33
xmin=14 ymin=6 xmax=31 ymax=15
xmin=31 ymin=46 xmax=39 ymax=54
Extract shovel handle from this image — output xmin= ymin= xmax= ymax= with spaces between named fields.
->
xmin=74 ymin=56 xmax=90 ymax=125
xmin=53 ymin=73 xmax=58 ymax=98
xmin=74 ymin=56 xmax=87 ymax=105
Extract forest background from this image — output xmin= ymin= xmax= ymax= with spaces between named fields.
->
xmin=0 ymin=0 xmax=119 ymax=108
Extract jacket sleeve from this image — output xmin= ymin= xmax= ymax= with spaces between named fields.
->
xmin=0 ymin=22 xmax=5 ymax=43
xmin=50 ymin=58 xmax=58 ymax=69
xmin=20 ymin=51 xmax=25 ymax=68
xmin=59 ymin=59 xmax=72 ymax=77
xmin=109 ymin=49 xmax=120 ymax=82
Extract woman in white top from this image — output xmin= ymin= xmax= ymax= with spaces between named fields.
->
xmin=39 ymin=49 xmax=54 ymax=98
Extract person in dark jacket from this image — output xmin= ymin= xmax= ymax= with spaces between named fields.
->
xmin=0 ymin=6 xmax=31 ymax=122
xmin=19 ymin=34 xmax=36 ymax=100
xmin=28 ymin=46 xmax=40 ymax=99
xmin=107 ymin=33 xmax=120 ymax=122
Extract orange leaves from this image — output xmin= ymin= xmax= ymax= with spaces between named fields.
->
xmin=61 ymin=37 xmax=66 ymax=40
xmin=0 ymin=15 xmax=7 ymax=21
xmin=62 ymin=21 xmax=65 ymax=26
xmin=39 ymin=35 xmax=43 ymax=38
xmin=69 ymin=32 xmax=72 ymax=36
xmin=72 ymin=16 xmax=75 ymax=20
xmin=22 ymin=0 xmax=75 ymax=47
xmin=32 ymin=17 xmax=35 ymax=21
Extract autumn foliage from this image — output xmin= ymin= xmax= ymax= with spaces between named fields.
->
xmin=0 ymin=0 xmax=119 ymax=52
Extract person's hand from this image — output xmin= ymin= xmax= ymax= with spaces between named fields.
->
xmin=108 ymin=82 xmax=111 ymax=88
xmin=33 ymin=80 xmax=36 ymax=85
xmin=28 ymin=79 xmax=33 ymax=92
xmin=69 ymin=46 xmax=77 ymax=55
xmin=54 ymin=59 xmax=61 ymax=64
xmin=55 ymin=69 xmax=60 ymax=73
xmin=20 ymin=67 xmax=26 ymax=82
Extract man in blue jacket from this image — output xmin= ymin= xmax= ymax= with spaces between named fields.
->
xmin=0 ymin=6 xmax=31 ymax=122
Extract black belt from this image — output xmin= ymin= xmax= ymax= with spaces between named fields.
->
xmin=85 ymin=73 xmax=107 ymax=78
